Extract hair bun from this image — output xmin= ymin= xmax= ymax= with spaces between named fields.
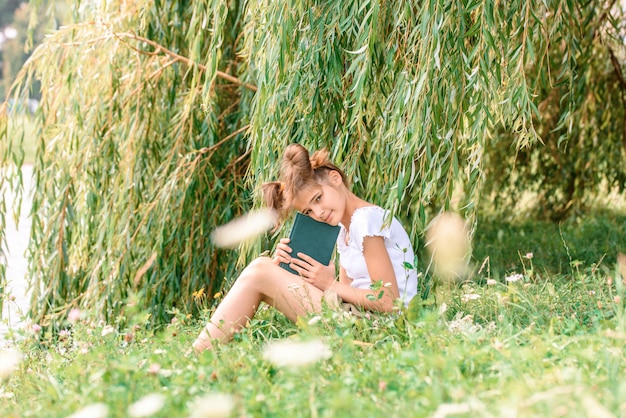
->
xmin=282 ymin=143 xmax=312 ymax=175
xmin=310 ymin=149 xmax=330 ymax=169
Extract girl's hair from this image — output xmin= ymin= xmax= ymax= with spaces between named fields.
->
xmin=262 ymin=143 xmax=348 ymax=221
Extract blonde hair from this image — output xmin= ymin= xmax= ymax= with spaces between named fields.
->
xmin=262 ymin=144 xmax=348 ymax=222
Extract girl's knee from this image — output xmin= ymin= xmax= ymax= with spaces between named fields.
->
xmin=243 ymin=256 xmax=274 ymax=274
xmin=238 ymin=257 xmax=275 ymax=286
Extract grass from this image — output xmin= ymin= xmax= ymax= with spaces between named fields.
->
xmin=1 ymin=211 xmax=625 ymax=417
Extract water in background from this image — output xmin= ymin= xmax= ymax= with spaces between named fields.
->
xmin=1 ymin=165 xmax=32 ymax=346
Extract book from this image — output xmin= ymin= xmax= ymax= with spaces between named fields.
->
xmin=279 ymin=212 xmax=341 ymax=275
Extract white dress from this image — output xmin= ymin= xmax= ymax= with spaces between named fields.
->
xmin=336 ymin=206 xmax=418 ymax=306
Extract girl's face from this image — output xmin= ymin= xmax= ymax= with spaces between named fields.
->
xmin=292 ymin=171 xmax=345 ymax=226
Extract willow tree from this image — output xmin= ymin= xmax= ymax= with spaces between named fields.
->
xmin=1 ymin=0 xmax=624 ymax=327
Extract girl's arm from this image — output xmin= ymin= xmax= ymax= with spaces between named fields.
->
xmin=331 ymin=236 xmax=400 ymax=312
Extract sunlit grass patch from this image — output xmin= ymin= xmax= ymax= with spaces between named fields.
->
xmin=1 ymin=212 xmax=626 ymax=417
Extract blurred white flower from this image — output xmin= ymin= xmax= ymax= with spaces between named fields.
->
xmin=4 ymin=27 xmax=18 ymax=40
xmin=68 ymin=308 xmax=82 ymax=322
xmin=425 ymin=212 xmax=470 ymax=281
xmin=307 ymin=315 xmax=322 ymax=325
xmin=128 ymin=394 xmax=166 ymax=417
xmin=486 ymin=279 xmax=497 ymax=286
xmin=67 ymin=403 xmax=109 ymax=418
xmin=101 ymin=325 xmax=115 ymax=337
xmin=263 ymin=339 xmax=332 ymax=367
xmin=211 ymin=208 xmax=277 ymax=248
xmin=0 ymin=348 xmax=22 ymax=380
xmin=438 ymin=302 xmax=448 ymax=315
xmin=188 ymin=393 xmax=236 ymax=418
xmin=505 ymin=273 xmax=523 ymax=283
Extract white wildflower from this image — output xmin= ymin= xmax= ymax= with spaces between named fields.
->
xmin=128 ymin=394 xmax=165 ymax=417
xmin=0 ymin=348 xmax=21 ymax=380
xmin=461 ymin=293 xmax=481 ymax=302
xmin=0 ymin=387 xmax=15 ymax=399
xmin=505 ymin=273 xmax=523 ymax=283
xmin=188 ymin=393 xmax=236 ymax=418
xmin=211 ymin=208 xmax=278 ymax=248
xmin=447 ymin=312 xmax=482 ymax=335
xmin=101 ymin=325 xmax=115 ymax=337
xmin=263 ymin=338 xmax=332 ymax=368
xmin=432 ymin=403 xmax=471 ymax=418
xmin=486 ymin=279 xmax=497 ymax=286
xmin=67 ymin=403 xmax=109 ymax=418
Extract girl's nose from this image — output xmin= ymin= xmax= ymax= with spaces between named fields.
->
xmin=314 ymin=208 xmax=325 ymax=219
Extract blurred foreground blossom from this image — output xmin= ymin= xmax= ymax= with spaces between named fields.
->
xmin=505 ymin=273 xmax=523 ymax=283
xmin=188 ymin=393 xmax=236 ymax=418
xmin=68 ymin=308 xmax=82 ymax=322
xmin=211 ymin=208 xmax=277 ymax=248
xmin=263 ymin=338 xmax=332 ymax=368
xmin=0 ymin=348 xmax=22 ymax=380
xmin=128 ymin=393 xmax=166 ymax=417
xmin=67 ymin=403 xmax=109 ymax=418
xmin=425 ymin=212 xmax=470 ymax=281
xmin=486 ymin=279 xmax=497 ymax=286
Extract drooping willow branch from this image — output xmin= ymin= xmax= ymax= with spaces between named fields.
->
xmin=54 ymin=24 xmax=258 ymax=93
xmin=115 ymin=32 xmax=258 ymax=92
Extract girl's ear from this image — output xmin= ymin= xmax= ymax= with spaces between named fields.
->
xmin=327 ymin=170 xmax=343 ymax=186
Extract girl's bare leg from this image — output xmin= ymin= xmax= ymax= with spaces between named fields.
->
xmin=192 ymin=257 xmax=324 ymax=351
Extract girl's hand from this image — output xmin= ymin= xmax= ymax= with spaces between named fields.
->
xmin=289 ymin=253 xmax=336 ymax=290
xmin=273 ymin=238 xmax=293 ymax=265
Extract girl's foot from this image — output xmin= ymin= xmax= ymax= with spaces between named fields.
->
xmin=190 ymin=331 xmax=213 ymax=353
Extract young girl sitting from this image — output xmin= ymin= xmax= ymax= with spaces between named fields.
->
xmin=192 ymin=143 xmax=418 ymax=352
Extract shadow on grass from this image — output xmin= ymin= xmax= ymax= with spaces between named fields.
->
xmin=472 ymin=208 xmax=626 ymax=278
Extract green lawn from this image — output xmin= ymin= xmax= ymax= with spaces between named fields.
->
xmin=1 ymin=212 xmax=625 ymax=417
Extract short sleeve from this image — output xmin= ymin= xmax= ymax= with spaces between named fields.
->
xmin=350 ymin=207 xmax=392 ymax=252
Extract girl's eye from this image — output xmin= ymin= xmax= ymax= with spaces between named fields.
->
xmin=315 ymin=195 xmax=321 ymax=202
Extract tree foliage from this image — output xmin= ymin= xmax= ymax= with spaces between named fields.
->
xmin=1 ymin=0 xmax=625 ymax=327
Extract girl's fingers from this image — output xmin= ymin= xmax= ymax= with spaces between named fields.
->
xmin=296 ymin=252 xmax=318 ymax=266
xmin=276 ymin=242 xmax=292 ymax=254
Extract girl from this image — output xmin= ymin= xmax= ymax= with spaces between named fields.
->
xmin=192 ymin=144 xmax=418 ymax=352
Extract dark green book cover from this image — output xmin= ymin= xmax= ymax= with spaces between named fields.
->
xmin=279 ymin=213 xmax=341 ymax=275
